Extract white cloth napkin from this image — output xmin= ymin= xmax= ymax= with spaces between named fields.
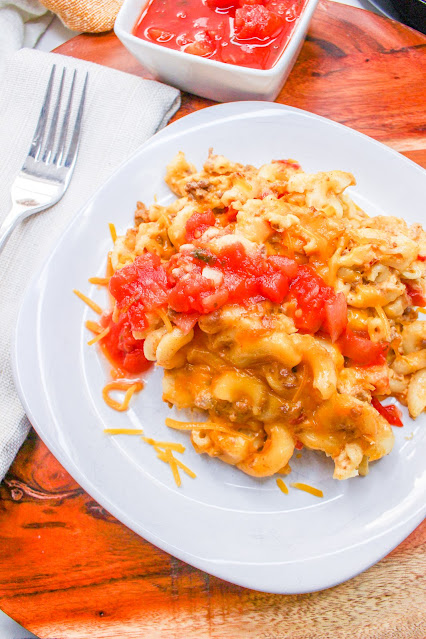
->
xmin=0 ymin=0 xmax=52 ymax=61
xmin=0 ymin=48 xmax=180 ymax=482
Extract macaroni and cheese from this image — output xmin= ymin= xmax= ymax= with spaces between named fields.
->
xmin=101 ymin=152 xmax=426 ymax=481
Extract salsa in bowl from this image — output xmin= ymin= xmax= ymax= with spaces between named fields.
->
xmin=134 ymin=0 xmax=310 ymax=71
xmin=115 ymin=0 xmax=319 ymax=101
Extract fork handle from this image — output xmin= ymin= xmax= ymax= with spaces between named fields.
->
xmin=0 ymin=204 xmax=28 ymax=254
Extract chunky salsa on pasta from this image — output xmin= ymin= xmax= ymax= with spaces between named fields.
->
xmin=98 ymin=151 xmax=426 ymax=481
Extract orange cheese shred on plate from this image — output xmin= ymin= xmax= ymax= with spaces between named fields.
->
xmin=290 ymin=482 xmax=324 ymax=498
xmin=73 ymin=289 xmax=103 ymax=315
xmin=87 ymin=326 xmax=110 ymax=346
xmin=104 ymin=428 xmax=144 ymax=435
xmin=102 ymin=380 xmax=143 ymax=412
xmin=85 ymin=320 xmax=103 ymax=334
xmin=109 ymin=222 xmax=117 ymax=243
xmin=142 ymin=436 xmax=196 ymax=487
xmin=276 ymin=478 xmax=289 ymax=494
xmin=88 ymin=276 xmax=110 ymax=286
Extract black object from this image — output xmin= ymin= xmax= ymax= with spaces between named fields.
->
xmin=376 ymin=0 xmax=426 ymax=33
xmin=395 ymin=0 xmax=426 ymax=33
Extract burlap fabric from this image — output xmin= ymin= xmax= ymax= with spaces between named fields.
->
xmin=39 ymin=0 xmax=124 ymax=32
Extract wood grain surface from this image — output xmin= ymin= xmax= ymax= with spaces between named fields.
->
xmin=1 ymin=2 xmax=425 ymax=637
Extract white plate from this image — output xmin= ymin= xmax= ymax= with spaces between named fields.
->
xmin=13 ymin=102 xmax=426 ymax=594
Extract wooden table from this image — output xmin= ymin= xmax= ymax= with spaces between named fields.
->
xmin=1 ymin=2 xmax=425 ymax=637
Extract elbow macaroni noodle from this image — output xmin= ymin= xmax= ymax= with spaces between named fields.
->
xmin=103 ymin=151 xmax=426 ymax=481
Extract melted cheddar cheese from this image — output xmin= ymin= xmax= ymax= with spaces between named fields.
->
xmin=101 ymin=151 xmax=426 ymax=481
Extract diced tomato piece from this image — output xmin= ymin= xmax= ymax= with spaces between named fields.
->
xmin=287 ymin=265 xmax=349 ymax=338
xmin=295 ymin=307 xmax=323 ymax=333
xmin=418 ymin=254 xmax=426 ymax=261
xmin=224 ymin=204 xmax=238 ymax=223
xmin=184 ymin=31 xmax=215 ymax=57
xmin=200 ymin=288 xmax=230 ymax=313
xmin=146 ymin=27 xmax=174 ymax=43
xmin=218 ymin=241 xmax=247 ymax=270
xmin=122 ymin=349 xmax=151 ymax=375
xmin=266 ymin=0 xmax=296 ymax=18
xmin=260 ymin=271 xmax=289 ymax=303
xmin=267 ymin=255 xmax=298 ymax=278
xmin=100 ymin=313 xmax=151 ymax=375
xmin=172 ymin=312 xmax=200 ymax=334
xmin=287 ymin=265 xmax=332 ymax=333
xmin=372 ymin=398 xmax=404 ymax=427
xmin=168 ymin=270 xmax=215 ymax=314
xmin=234 ymin=5 xmax=283 ymax=40
xmin=109 ymin=253 xmax=169 ymax=312
xmin=175 ymin=33 xmax=193 ymax=48
xmin=126 ymin=304 xmax=149 ymax=333
xmin=406 ymin=282 xmax=426 ymax=307
xmin=224 ymin=270 xmax=257 ymax=301
xmin=322 ymin=292 xmax=348 ymax=342
xmin=205 ymin=0 xmax=236 ymax=8
xmin=219 ymin=42 xmax=268 ymax=68
xmin=185 ymin=210 xmax=216 ymax=241
xmin=338 ymin=328 xmax=388 ymax=366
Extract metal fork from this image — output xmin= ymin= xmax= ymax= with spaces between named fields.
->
xmin=0 ymin=65 xmax=88 ymax=253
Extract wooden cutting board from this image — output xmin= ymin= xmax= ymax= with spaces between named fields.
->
xmin=0 ymin=2 xmax=425 ymax=637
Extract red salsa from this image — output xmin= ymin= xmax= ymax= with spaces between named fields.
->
xmin=371 ymin=398 xmax=403 ymax=427
xmin=134 ymin=0 xmax=308 ymax=70
xmin=107 ymin=238 xmax=389 ymax=361
xmin=100 ymin=312 xmax=152 ymax=376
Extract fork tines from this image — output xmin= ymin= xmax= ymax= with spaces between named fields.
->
xmin=29 ymin=65 xmax=88 ymax=169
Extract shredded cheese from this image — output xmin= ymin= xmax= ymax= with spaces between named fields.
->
xmin=291 ymin=482 xmax=323 ymax=498
xmin=301 ymin=226 xmax=328 ymax=258
xmin=104 ymin=428 xmax=144 ymax=435
xmin=89 ymin=276 xmax=110 ymax=286
xmin=159 ymin=213 xmax=171 ymax=228
xmin=109 ymin=223 xmax=117 ymax=243
xmin=292 ymin=365 xmax=308 ymax=403
xmin=155 ymin=308 xmax=173 ymax=332
xmin=276 ymin=478 xmax=289 ymax=494
xmin=142 ymin=437 xmax=185 ymax=453
xmin=375 ymin=305 xmax=391 ymax=341
xmin=106 ymin=253 xmax=114 ymax=277
xmin=85 ymin=320 xmax=103 ymax=334
xmin=165 ymin=418 xmax=253 ymax=441
xmin=163 ymin=448 xmax=181 ymax=486
xmin=73 ymin=289 xmax=103 ymax=315
xmin=326 ymin=235 xmax=346 ymax=286
xmin=172 ymin=456 xmax=196 ymax=479
xmin=102 ymin=381 xmax=143 ymax=411
xmin=142 ymin=436 xmax=196 ymax=487
xmin=87 ymin=326 xmax=110 ymax=346
xmin=284 ymin=230 xmax=295 ymax=258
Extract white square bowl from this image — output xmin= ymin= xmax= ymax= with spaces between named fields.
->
xmin=114 ymin=0 xmax=319 ymax=102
